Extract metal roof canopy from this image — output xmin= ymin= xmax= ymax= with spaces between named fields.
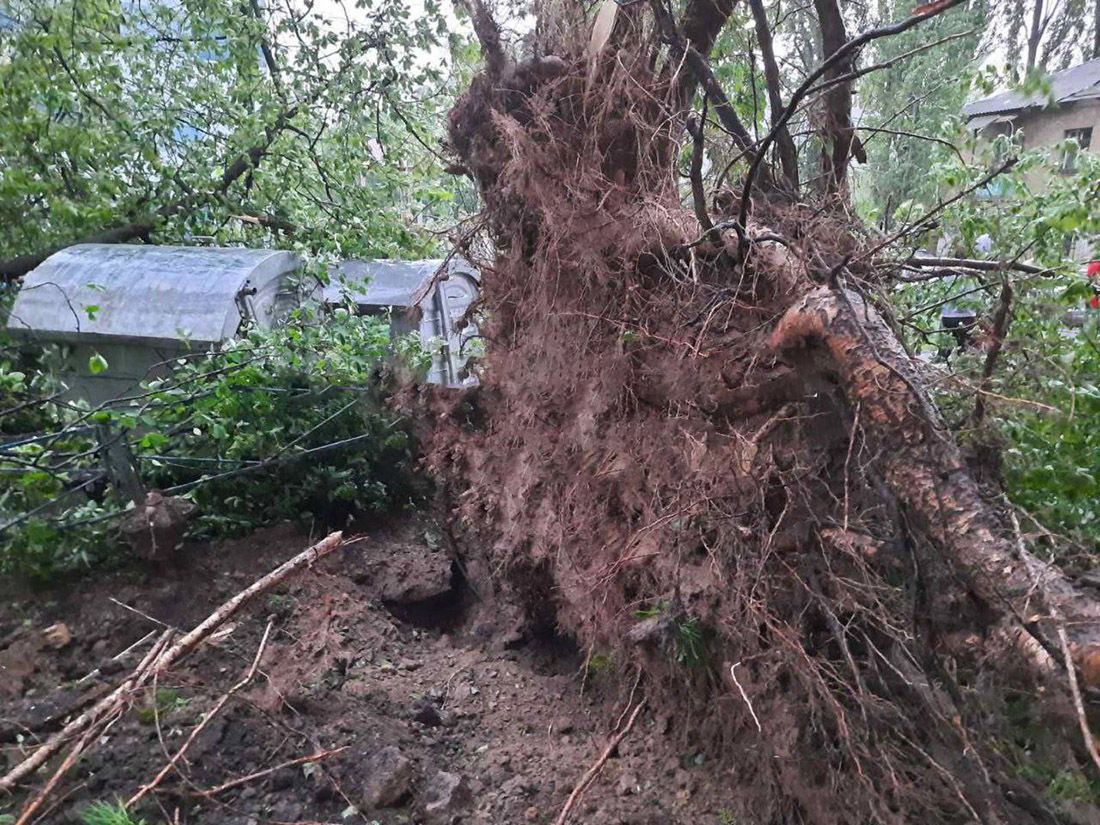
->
xmin=7 ymin=243 xmax=301 ymax=347
xmin=322 ymin=257 xmax=480 ymax=309
xmin=963 ymin=58 xmax=1100 ymax=119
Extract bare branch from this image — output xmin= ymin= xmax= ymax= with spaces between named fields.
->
xmin=457 ymin=0 xmax=509 ymax=76
xmin=650 ymin=0 xmax=756 ymax=154
xmin=687 ymin=109 xmax=715 ymax=232
xmin=972 ymin=277 xmax=1013 ymax=425
xmin=747 ymin=0 xmax=799 ymax=191
xmin=897 ymin=256 xmax=1049 ymax=275
xmin=737 ymin=0 xmax=967 ymax=232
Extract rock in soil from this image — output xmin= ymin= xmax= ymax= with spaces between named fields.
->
xmin=361 ymin=745 xmax=414 ymax=808
xmin=421 ymin=770 xmax=473 ymax=824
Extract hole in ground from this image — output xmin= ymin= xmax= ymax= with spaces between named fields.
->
xmin=382 ymin=560 xmax=470 ymax=631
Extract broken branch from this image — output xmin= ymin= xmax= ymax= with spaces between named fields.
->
xmin=126 ymin=619 xmax=276 ymax=808
xmin=0 ymin=532 xmax=344 ymax=809
xmin=555 ymin=700 xmax=647 ymax=825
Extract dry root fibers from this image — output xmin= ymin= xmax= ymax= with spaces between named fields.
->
xmin=417 ymin=18 xmax=1099 ymax=825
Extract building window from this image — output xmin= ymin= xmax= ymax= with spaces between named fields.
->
xmin=1062 ymin=127 xmax=1092 ymax=173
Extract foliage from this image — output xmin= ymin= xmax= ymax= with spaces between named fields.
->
xmin=0 ymin=307 xmax=427 ymax=580
xmin=855 ymin=0 xmax=987 ymax=225
xmin=632 ymin=603 xmax=710 ymax=670
xmin=0 ymin=0 xmax=471 ymax=265
xmin=0 ymin=0 xmax=476 ymax=580
xmin=981 ymin=0 xmax=1095 ymax=75
xmin=79 ymin=801 xmax=146 ymax=825
xmin=136 ymin=687 xmax=190 ymax=725
xmin=890 ymin=147 xmax=1100 ymax=551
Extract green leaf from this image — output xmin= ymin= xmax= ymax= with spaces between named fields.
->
xmin=88 ymin=353 xmax=109 ymax=375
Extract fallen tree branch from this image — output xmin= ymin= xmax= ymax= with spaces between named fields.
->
xmin=194 ymin=746 xmax=349 ymax=797
xmin=771 ymin=288 xmax=1100 ymax=681
xmin=13 ymin=719 xmax=104 ymax=825
xmin=126 ymin=619 xmax=276 ymax=808
xmin=0 ymin=532 xmax=344 ymax=807
xmin=897 ymin=256 xmax=1050 ymax=275
xmin=142 ymin=531 xmax=344 ymax=678
xmin=0 ymin=629 xmax=174 ymax=796
xmin=554 ymin=699 xmax=647 ymax=825
xmin=1059 ymin=624 xmax=1100 ymax=777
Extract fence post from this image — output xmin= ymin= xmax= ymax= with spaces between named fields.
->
xmin=95 ymin=424 xmax=146 ymax=506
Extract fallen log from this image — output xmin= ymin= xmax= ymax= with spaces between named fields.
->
xmin=772 ymin=286 xmax=1100 ymax=683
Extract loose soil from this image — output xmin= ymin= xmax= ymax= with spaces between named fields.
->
xmin=1 ymin=517 xmax=737 ymax=824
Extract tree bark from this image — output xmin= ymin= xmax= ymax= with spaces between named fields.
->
xmin=813 ymin=0 xmax=856 ymax=194
xmin=772 ymin=286 xmax=1100 ymax=683
xmin=747 ymin=0 xmax=799 ymax=192
xmin=0 ymin=223 xmax=154 ymax=283
xmin=1094 ymin=0 xmax=1099 ymax=59
xmin=1026 ymin=0 xmax=1044 ymax=71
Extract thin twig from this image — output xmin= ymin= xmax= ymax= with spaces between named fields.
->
xmin=0 ymin=629 xmax=174 ymax=794
xmin=1 ymin=533 xmax=344 ymax=812
xmin=126 ymin=619 xmax=276 ymax=807
xmin=555 ymin=700 xmax=647 ymax=825
xmin=195 ymin=746 xmax=349 ymax=797
xmin=1057 ymin=625 xmax=1100 ymax=777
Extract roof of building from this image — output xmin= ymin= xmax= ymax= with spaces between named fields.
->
xmin=6 ymin=244 xmax=300 ymax=346
xmin=963 ymin=58 xmax=1100 ymax=119
xmin=323 ymin=258 xmax=479 ymax=309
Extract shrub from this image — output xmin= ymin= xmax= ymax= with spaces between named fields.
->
xmin=0 ymin=308 xmax=428 ymax=580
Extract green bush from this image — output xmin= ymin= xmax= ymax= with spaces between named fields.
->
xmin=0 ymin=308 xmax=428 ymax=580
xmin=891 ymin=148 xmax=1100 ymax=554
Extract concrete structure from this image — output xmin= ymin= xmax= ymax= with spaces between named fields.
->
xmin=324 ymin=257 xmax=480 ymax=386
xmin=964 ymin=58 xmax=1100 ymax=157
xmin=963 ymin=58 xmax=1100 ymax=262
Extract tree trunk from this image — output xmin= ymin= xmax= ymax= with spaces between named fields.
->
xmin=814 ymin=0 xmax=855 ymax=194
xmin=747 ymin=0 xmax=799 ymax=193
xmin=1026 ymin=0 xmax=1044 ymax=71
xmin=773 ymin=286 xmax=1100 ymax=682
xmin=1094 ymin=0 xmax=1099 ymax=59
xmin=437 ymin=6 xmax=1100 ymax=820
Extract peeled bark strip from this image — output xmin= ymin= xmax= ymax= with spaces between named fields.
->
xmin=772 ymin=286 xmax=1100 ymax=680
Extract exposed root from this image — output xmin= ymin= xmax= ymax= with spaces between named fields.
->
xmin=422 ymin=18 xmax=1100 ymax=823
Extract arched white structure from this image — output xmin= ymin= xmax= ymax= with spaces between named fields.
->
xmin=7 ymin=244 xmax=302 ymax=404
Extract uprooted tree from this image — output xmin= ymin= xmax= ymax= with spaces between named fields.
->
xmin=425 ymin=0 xmax=1100 ymax=820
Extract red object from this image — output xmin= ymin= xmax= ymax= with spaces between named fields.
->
xmin=1091 ymin=294 xmax=1100 ymax=310
xmin=1089 ymin=260 xmax=1100 ymax=280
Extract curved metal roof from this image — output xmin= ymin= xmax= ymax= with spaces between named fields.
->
xmin=6 ymin=243 xmax=300 ymax=346
xmin=323 ymin=258 xmax=479 ymax=309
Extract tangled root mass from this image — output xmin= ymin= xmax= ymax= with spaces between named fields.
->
xmin=421 ymin=15 xmax=1098 ymax=824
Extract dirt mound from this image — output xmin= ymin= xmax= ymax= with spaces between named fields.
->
xmin=1 ymin=518 xmax=750 ymax=824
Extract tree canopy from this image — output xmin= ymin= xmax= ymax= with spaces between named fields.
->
xmin=0 ymin=0 xmax=470 ymax=278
